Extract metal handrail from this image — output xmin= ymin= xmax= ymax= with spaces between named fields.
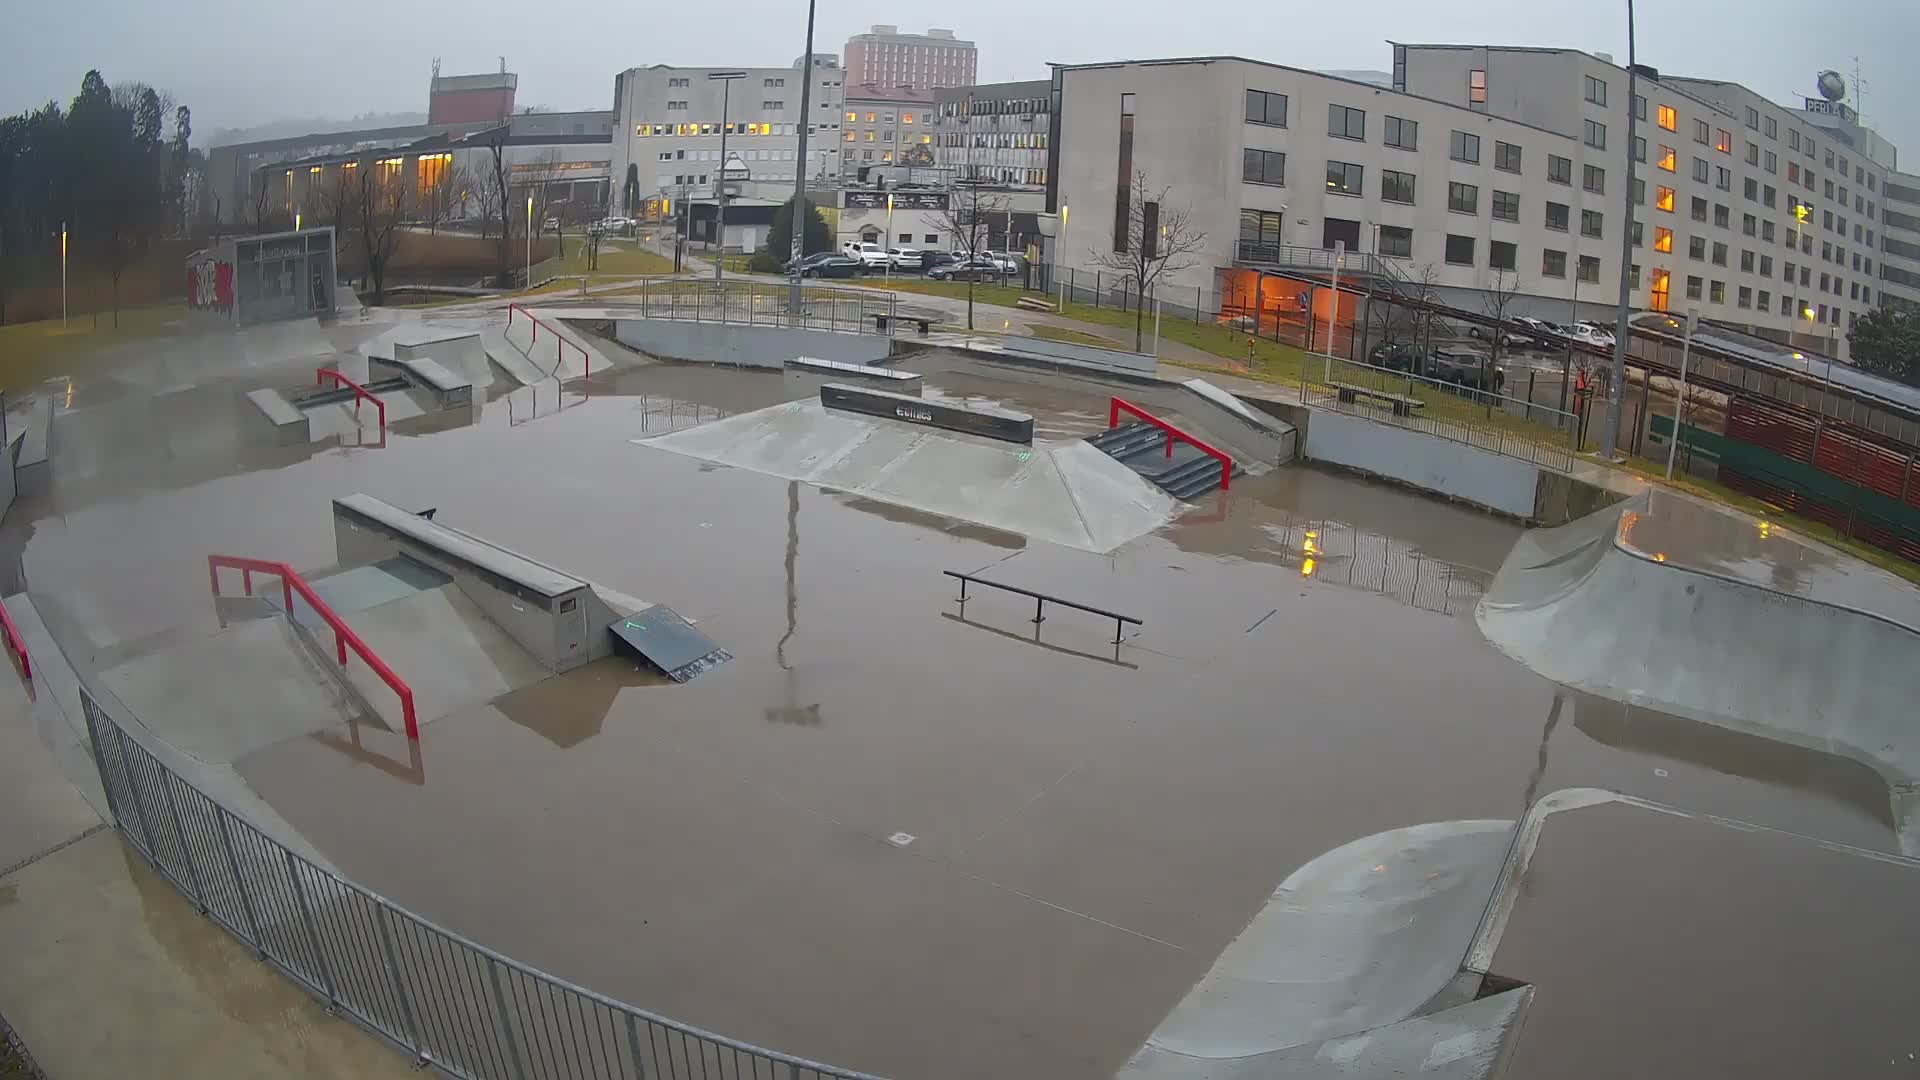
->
xmin=0 ymin=600 xmax=29 ymax=680
xmin=1108 ymin=396 xmax=1234 ymax=491
xmin=207 ymin=554 xmax=419 ymax=739
xmin=944 ymin=569 xmax=1144 ymax=644
xmin=505 ymin=303 xmax=591 ymax=379
xmin=315 ymin=368 xmax=388 ymax=432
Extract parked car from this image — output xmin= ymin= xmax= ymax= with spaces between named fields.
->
xmin=886 ymin=247 xmax=927 ymax=270
xmin=927 ymin=257 xmax=1011 ymax=282
xmin=921 ymin=251 xmax=958 ymax=271
xmin=1569 ymin=321 xmax=1616 ymax=349
xmin=841 ymin=241 xmax=892 ymax=270
xmin=788 ymin=252 xmax=864 ymax=279
xmin=1368 ymin=342 xmax=1505 ymax=393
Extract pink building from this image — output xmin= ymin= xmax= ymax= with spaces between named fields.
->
xmin=842 ymin=26 xmax=976 ymax=93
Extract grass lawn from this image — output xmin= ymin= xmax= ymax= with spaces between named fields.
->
xmin=531 ymin=238 xmax=676 ymax=281
xmin=839 ymin=276 xmax=1034 ymax=309
xmin=1027 ymin=324 xmax=1123 ymax=348
xmin=0 ymin=304 xmax=186 ymax=391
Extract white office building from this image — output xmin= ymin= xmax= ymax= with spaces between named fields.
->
xmin=1049 ymin=46 xmax=1903 ymax=358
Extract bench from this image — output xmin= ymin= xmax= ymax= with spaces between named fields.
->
xmin=1015 ymin=296 xmax=1057 ymax=313
xmin=868 ymin=312 xmax=933 ymax=336
xmin=1331 ymin=381 xmax=1425 ymax=418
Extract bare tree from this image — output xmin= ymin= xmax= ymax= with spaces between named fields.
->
xmin=355 ymin=158 xmax=412 ymax=305
xmin=480 ymin=128 xmax=515 ymax=285
xmin=934 ymin=181 xmax=1011 ymax=331
xmin=315 ymin=163 xmax=361 ymax=279
xmin=1477 ymin=267 xmax=1523 ymax=409
xmin=423 ymin=159 xmax=463 ymax=235
xmin=1085 ymin=168 xmax=1208 ymax=351
xmin=523 ymin=151 xmax=570 ymax=261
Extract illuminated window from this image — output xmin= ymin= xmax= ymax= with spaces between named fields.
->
xmin=1715 ymin=129 xmax=1732 ymax=153
xmin=845 ymin=111 xmax=857 ymax=122
xmin=865 ymin=112 xmax=876 ymax=123
xmin=864 ymin=131 xmax=875 ymax=142
xmin=1654 ymin=186 xmax=1676 ymax=212
xmin=1468 ymin=69 xmax=1487 ymax=104
xmin=1657 ymin=145 xmax=1676 ymax=172
xmin=902 ymin=113 xmax=914 ymax=125
xmin=844 ymin=130 xmax=855 ymax=142
xmin=1649 ymin=268 xmax=1671 ymax=311
xmin=1654 ymin=226 xmax=1674 ymax=252
xmin=1657 ymin=104 xmax=1677 ymax=131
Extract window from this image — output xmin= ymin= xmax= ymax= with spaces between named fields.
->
xmin=1745 ymin=106 xmax=1760 ymax=130
xmin=1746 ymin=144 xmax=1760 ymax=166
xmin=1715 ymin=129 xmax=1732 ymax=153
xmin=1630 ymin=263 xmax=1642 ymax=288
xmin=1548 ymin=155 xmax=1572 ymax=185
xmin=1381 ymin=169 xmax=1416 ymax=204
xmin=1578 ymin=254 xmax=1601 ymax=283
xmin=1492 ymin=190 xmax=1520 ymax=221
xmin=1758 ymin=289 xmax=1771 ymax=311
xmin=1694 ymin=118 xmax=1711 ymax=144
xmin=1584 ymin=119 xmax=1606 ymax=149
xmin=1686 ymin=274 xmax=1703 ymax=300
xmin=1490 ymin=240 xmax=1516 ymax=271
xmin=1763 ymin=185 xmax=1776 ymax=208
xmin=1634 ymin=136 xmax=1647 ymax=163
xmin=1495 ymin=141 xmax=1521 ymax=172
xmin=1543 ymin=249 xmax=1567 ymax=277
xmin=1378 ymin=225 xmax=1413 ymax=258
xmin=1546 ymin=201 xmax=1570 ymax=231
xmin=1760 ymin=255 xmax=1772 ymax=276
xmin=1632 ymin=220 xmax=1644 ymax=247
xmin=1582 ymin=209 xmax=1604 ymax=238
xmin=1714 ymin=204 xmax=1729 ymax=229
xmin=1239 ymin=209 xmax=1285 ymax=246
xmin=1790 ymin=129 xmax=1801 ymax=151
xmin=1711 ymin=241 xmax=1727 ymax=266
xmin=1689 ymin=236 xmax=1706 ymax=260
xmin=925 ymin=234 xmax=939 ymax=244
xmin=1242 ymin=148 xmax=1286 ymax=186
xmin=1632 ymin=177 xmax=1646 ymax=205
xmin=1325 ymin=160 xmax=1363 ymax=196
xmin=1655 ymin=186 xmax=1675 ymax=212
xmin=1765 ymin=151 xmax=1777 ymax=174
xmin=1654 ymin=226 xmax=1674 ymax=253
xmin=1450 ymin=130 xmax=1480 ymax=163
xmin=1657 ymin=104 xmax=1677 ymax=131
xmin=1692 ymin=157 xmax=1710 ymax=183
xmin=1328 ymin=103 xmax=1366 ymax=140
xmin=1741 ymin=249 xmax=1755 ymax=272
xmin=1445 ymin=234 xmax=1475 ymax=265
xmin=1468 ymin=69 xmax=1487 ymax=104
xmin=1691 ymin=196 xmax=1709 ymax=222
xmin=1634 ymin=94 xmax=1647 ymax=120
xmin=1650 ymin=269 xmax=1671 ymax=311
xmin=1384 ymin=115 xmax=1418 ymax=150
xmin=1779 ymin=294 xmax=1793 ymax=315
xmin=1716 ymin=167 xmax=1731 ymax=192
xmin=1585 ymin=75 xmax=1608 ymax=105
xmin=1784 ymin=260 xmax=1794 ymax=281
xmin=1583 ymin=164 xmax=1606 ymax=194
xmin=1744 ymin=177 xmax=1759 ymax=201
xmin=1826 ymin=149 xmax=1836 ymax=170
xmin=1657 ymin=145 xmax=1677 ymax=172
xmin=1448 ymin=181 xmax=1479 ymax=214
xmin=1245 ymin=89 xmax=1288 ymax=127
xmin=1742 ymin=213 xmax=1757 ymax=236
xmin=1765 ymin=116 xmax=1778 ymax=139
xmin=1710 ymin=280 xmax=1725 ymax=303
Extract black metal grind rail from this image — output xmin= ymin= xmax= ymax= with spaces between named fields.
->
xmin=943 ymin=570 xmax=1143 ymax=644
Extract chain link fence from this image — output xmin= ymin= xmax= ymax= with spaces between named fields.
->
xmin=1310 ymin=354 xmax=1580 ymax=472
xmin=77 ymin=681 xmax=880 ymax=1080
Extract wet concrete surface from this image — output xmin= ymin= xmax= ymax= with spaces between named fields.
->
xmin=1491 ymin=798 xmax=1920 ymax=1079
xmin=9 ymin=324 xmax=1910 ymax=1079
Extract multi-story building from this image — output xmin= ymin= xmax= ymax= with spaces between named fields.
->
xmin=608 ymin=61 xmax=844 ymax=242
xmin=1881 ymin=171 xmax=1920 ymax=309
xmin=935 ymin=80 xmax=1052 ymax=189
xmin=842 ymin=26 xmax=976 ymax=92
xmin=838 ymin=84 xmax=936 ymax=181
xmin=428 ymin=68 xmax=517 ymax=126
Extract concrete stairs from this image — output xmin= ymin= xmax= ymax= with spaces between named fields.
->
xmin=1088 ymin=421 xmax=1242 ymax=500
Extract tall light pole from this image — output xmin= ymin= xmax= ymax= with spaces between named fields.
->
xmin=60 ymin=222 xmax=68 ymax=327
xmin=710 ymin=71 xmax=746 ymax=282
xmin=1600 ymin=0 xmax=1640 ymax=460
xmin=1665 ymin=307 xmax=1697 ymax=479
xmin=884 ymin=192 xmax=895 ymax=283
xmin=1056 ymin=204 xmax=1069 ymax=307
xmin=788 ymin=0 xmax=819 ymax=325
xmin=526 ymin=193 xmax=533 ymax=287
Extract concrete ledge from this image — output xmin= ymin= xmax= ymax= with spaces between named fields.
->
xmin=15 ymin=395 xmax=52 ymax=477
xmin=614 ymin=318 xmax=890 ymax=369
xmin=374 ymin=353 xmax=474 ymax=411
xmin=784 ymin=355 xmax=921 ymax=390
xmin=820 ymin=383 xmax=1033 ymax=443
xmin=1000 ymin=334 xmax=1158 ymax=374
xmin=244 ymin=389 xmax=310 ymax=446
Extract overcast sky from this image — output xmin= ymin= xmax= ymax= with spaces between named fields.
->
xmin=4 ymin=0 xmax=1915 ymax=157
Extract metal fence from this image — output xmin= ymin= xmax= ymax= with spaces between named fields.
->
xmin=606 ymin=282 xmax=899 ymax=336
xmin=1264 ymin=512 xmax=1491 ymax=617
xmin=77 ymin=682 xmax=879 ymax=1080
xmin=1310 ymin=354 xmax=1580 ymax=473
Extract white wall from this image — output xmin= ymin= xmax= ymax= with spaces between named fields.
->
xmin=1304 ymin=410 xmax=1538 ymax=517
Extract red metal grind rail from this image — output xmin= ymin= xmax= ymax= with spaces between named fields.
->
xmin=506 ymin=303 xmax=591 ymax=379
xmin=315 ymin=368 xmax=387 ymax=432
xmin=1108 ymin=396 xmax=1234 ymax=491
xmin=207 ymin=555 xmax=419 ymax=739
xmin=0 ymin=602 xmax=29 ymax=681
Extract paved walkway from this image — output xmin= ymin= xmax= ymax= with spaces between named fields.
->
xmin=0 ymin=672 xmax=416 ymax=1079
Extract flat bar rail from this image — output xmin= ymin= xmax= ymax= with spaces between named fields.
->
xmin=1109 ymin=396 xmax=1234 ymax=491
xmin=206 ymin=554 xmax=418 ymax=740
xmin=944 ymin=570 xmax=1143 ymax=644
xmin=315 ymin=368 xmax=388 ymax=432
xmin=505 ymin=303 xmax=591 ymax=379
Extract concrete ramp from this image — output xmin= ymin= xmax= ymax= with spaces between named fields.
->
xmin=1120 ymin=820 xmax=1513 ymax=1077
xmin=640 ymin=399 xmax=1181 ymax=553
xmin=333 ymin=583 xmax=549 ymax=728
xmin=479 ymin=326 xmax=552 ymax=388
xmin=1477 ymin=492 xmax=1920 ymax=854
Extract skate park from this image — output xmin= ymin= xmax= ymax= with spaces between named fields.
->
xmin=3 ymin=282 xmax=1919 ymax=1080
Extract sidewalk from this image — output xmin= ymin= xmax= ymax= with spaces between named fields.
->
xmin=0 ymin=673 xmax=416 ymax=1079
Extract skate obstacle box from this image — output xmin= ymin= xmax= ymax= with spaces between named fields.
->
xmin=819 ymin=383 xmax=1033 ymax=443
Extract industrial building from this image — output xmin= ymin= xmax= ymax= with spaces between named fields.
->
xmin=841 ymin=25 xmax=977 ymax=92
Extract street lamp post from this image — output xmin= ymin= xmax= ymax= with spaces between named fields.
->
xmin=60 ymin=222 xmax=68 ymax=328
xmin=710 ymin=71 xmax=746 ymax=282
xmin=1600 ymin=0 xmax=1640 ymax=460
xmin=1665 ymin=307 xmax=1697 ymax=479
xmin=1057 ymin=204 xmax=1069 ymax=308
xmin=526 ymin=194 xmax=533 ymax=288
xmin=884 ymin=192 xmax=895 ymax=284
xmin=788 ymin=0 xmax=819 ymax=325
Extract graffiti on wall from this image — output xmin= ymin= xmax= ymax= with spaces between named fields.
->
xmin=186 ymin=256 xmax=235 ymax=312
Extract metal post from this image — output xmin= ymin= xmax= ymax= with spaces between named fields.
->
xmin=1636 ymin=364 xmax=1651 ymax=456
xmin=626 ymin=1014 xmax=651 ymax=1080
xmin=489 ymin=959 xmax=530 ymax=1080
xmin=713 ymin=73 xmax=743 ymax=283
xmin=1152 ymin=292 xmax=1162 ymax=357
xmin=1032 ymin=596 xmax=1045 ymax=625
xmin=215 ymin=809 xmax=267 ymax=957
xmin=1600 ymin=0 xmax=1640 ymax=460
xmin=373 ymin=905 xmax=423 ymax=1053
xmin=787 ymin=0 xmax=818 ymax=325
xmin=159 ymin=775 xmax=206 ymax=909
xmin=1327 ymin=240 xmax=1343 ymax=383
xmin=285 ymin=849 xmax=338 ymax=1003
xmin=1666 ymin=308 xmax=1695 ymax=478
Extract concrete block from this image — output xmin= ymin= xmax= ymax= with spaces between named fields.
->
xmin=821 ymin=383 xmax=1033 ymax=443
xmin=244 ymin=388 xmax=310 ymax=446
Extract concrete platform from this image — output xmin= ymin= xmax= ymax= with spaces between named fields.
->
xmin=332 ymin=584 xmax=549 ymax=729
xmin=640 ymin=398 xmax=1180 ymax=553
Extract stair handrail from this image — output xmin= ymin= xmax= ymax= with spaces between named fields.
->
xmin=206 ymin=554 xmax=419 ymax=739
xmin=315 ymin=368 xmax=387 ymax=432
xmin=1108 ymin=397 xmax=1233 ymax=492
xmin=0 ymin=600 xmax=29 ymax=681
xmin=506 ymin=303 xmax=591 ymax=379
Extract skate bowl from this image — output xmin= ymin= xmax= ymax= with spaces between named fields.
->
xmin=1476 ymin=491 xmax=1920 ymax=853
